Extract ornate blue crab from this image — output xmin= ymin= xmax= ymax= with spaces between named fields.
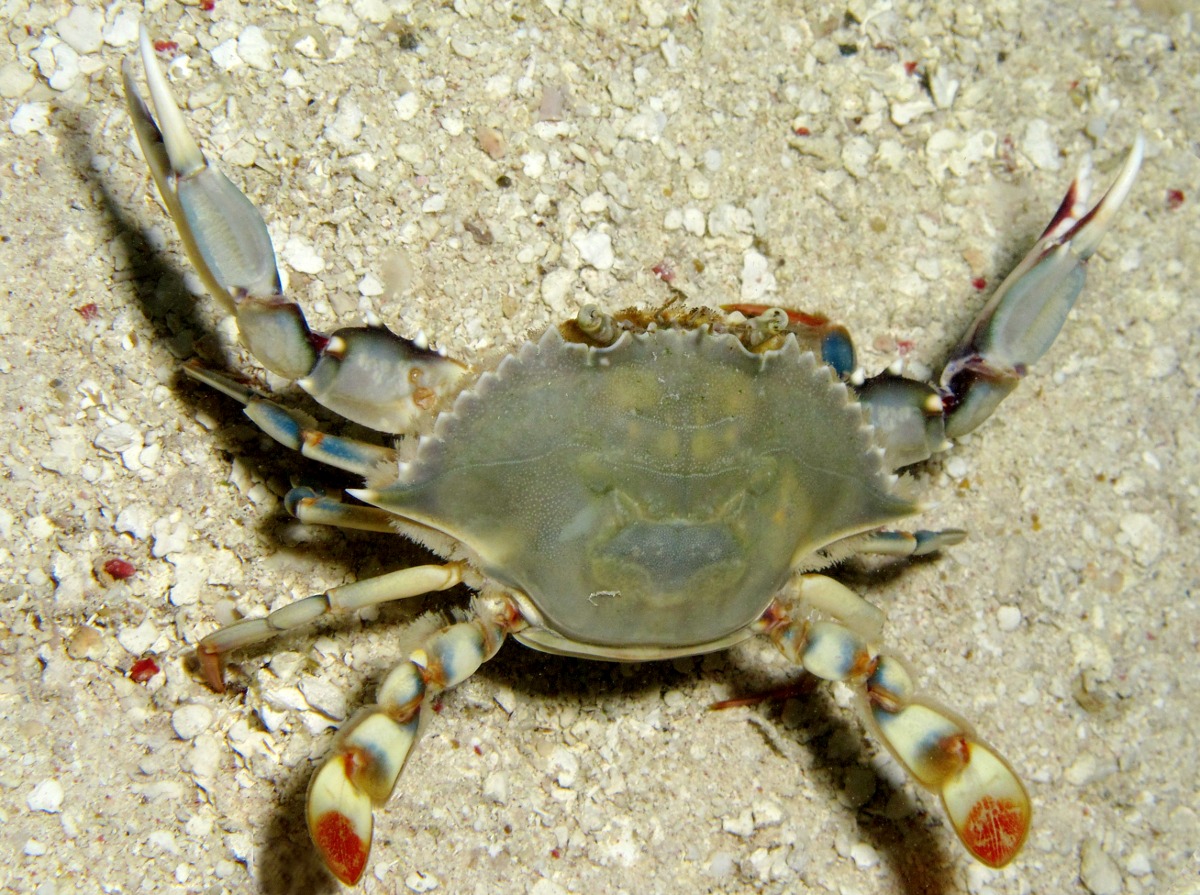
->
xmin=123 ymin=28 xmax=1142 ymax=885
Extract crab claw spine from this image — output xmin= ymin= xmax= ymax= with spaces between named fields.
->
xmin=940 ymin=137 xmax=1144 ymax=439
xmin=126 ymin=29 xmax=466 ymax=433
xmin=766 ymin=576 xmax=1031 ymax=868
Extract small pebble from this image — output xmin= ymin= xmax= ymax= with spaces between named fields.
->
xmin=850 ymin=841 xmax=880 ymax=869
xmin=482 ymin=770 xmax=509 ymax=803
xmin=571 ymin=228 xmax=615 ymax=270
xmin=11 ymin=102 xmax=51 ymax=137
xmin=622 ymin=106 xmax=666 ymax=142
xmin=94 ymin=422 xmax=140 ymax=454
xmin=150 ymin=518 xmax=189 ymax=557
xmin=211 ymin=39 xmax=242 ymax=72
xmin=56 ymin=6 xmax=105 ymax=54
xmin=841 ymin=136 xmax=873 ymax=178
xmin=324 ymin=97 xmax=364 ymax=149
xmin=722 ymin=808 xmax=755 ymax=837
xmin=521 ymin=151 xmax=546 ymax=178
xmin=682 ymin=207 xmax=706 ymax=236
xmin=0 ymin=62 xmax=35 ymax=98
xmin=405 ymin=870 xmax=439 ymax=892
xmin=282 ymin=237 xmax=326 ymax=275
xmin=102 ymin=11 xmax=140 ymax=47
xmin=238 ymin=26 xmax=273 ymax=71
xmin=115 ymin=505 xmax=153 ymax=540
xmin=545 ymin=746 xmax=579 ymax=788
xmin=928 ymin=65 xmax=959 ymax=108
xmin=358 ymin=273 xmax=384 ymax=296
xmin=1080 ymin=837 xmax=1122 ymax=895
xmin=476 ymin=126 xmax=506 ymax=159
xmin=394 ymin=92 xmax=420 ymax=121
xmin=492 ymin=685 xmax=517 ymax=715
xmin=116 ymin=618 xmax=160 ymax=655
xmin=1125 ymin=850 xmax=1152 ymax=876
xmin=171 ymin=704 xmax=215 ymax=740
xmin=148 ymin=830 xmax=181 ymax=855
xmin=1022 ymin=119 xmax=1061 ymax=171
xmin=299 ymin=675 xmax=347 ymax=719
xmin=740 ymin=250 xmax=776 ymax=301
xmin=997 ymin=605 xmax=1022 ymax=632
xmin=891 ymin=97 xmax=934 ymax=126
xmin=751 ymin=799 xmax=783 ymax=828
xmin=67 ymin=625 xmax=104 ymax=660
xmin=45 ymin=42 xmax=81 ymax=91
xmin=186 ymin=734 xmax=222 ymax=779
xmin=27 ymin=779 xmax=65 ymax=813
xmin=706 ymin=850 xmax=735 ymax=878
xmin=1119 ymin=512 xmax=1163 ymax=566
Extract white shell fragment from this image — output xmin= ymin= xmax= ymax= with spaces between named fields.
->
xmin=171 ymin=704 xmax=215 ymax=740
xmin=27 ymin=779 xmax=65 ymax=813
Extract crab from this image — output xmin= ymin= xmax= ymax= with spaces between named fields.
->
xmin=121 ymin=27 xmax=1142 ymax=886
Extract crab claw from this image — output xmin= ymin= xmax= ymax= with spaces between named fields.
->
xmin=123 ymin=28 xmax=466 ymax=433
xmin=122 ymin=28 xmax=280 ymax=316
xmin=940 ymin=136 xmax=1144 ymax=438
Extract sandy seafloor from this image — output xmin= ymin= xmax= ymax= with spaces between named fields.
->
xmin=1 ymin=1 xmax=1198 ymax=894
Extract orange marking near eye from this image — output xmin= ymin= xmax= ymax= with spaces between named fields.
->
xmin=313 ymin=811 xmax=369 ymax=885
xmin=961 ymin=795 xmax=1029 ymax=868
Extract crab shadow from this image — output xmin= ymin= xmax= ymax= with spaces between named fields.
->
xmin=72 ymin=116 xmax=956 ymax=895
xmin=247 ymin=630 xmax=953 ymax=895
xmin=500 ymin=625 xmax=953 ymax=895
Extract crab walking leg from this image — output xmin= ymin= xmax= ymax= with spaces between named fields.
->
xmin=940 ymin=137 xmax=1144 ymax=439
xmin=284 ymin=486 xmax=399 ymax=533
xmin=183 ymin=362 xmax=399 ymax=477
xmin=124 ymin=28 xmax=465 ymax=434
xmin=307 ymin=594 xmax=526 ymax=885
xmin=197 ymin=563 xmax=465 ymax=691
xmin=855 ymin=528 xmax=967 ymax=557
xmin=761 ymin=574 xmax=1031 ymax=867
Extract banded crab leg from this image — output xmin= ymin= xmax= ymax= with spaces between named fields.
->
xmin=123 ymin=28 xmax=465 ymax=434
xmin=859 ymin=137 xmax=1144 ymax=468
xmin=853 ymin=527 xmax=966 ymax=557
xmin=196 ymin=562 xmax=466 ymax=692
xmin=762 ymin=574 xmax=1031 ymax=868
xmin=306 ymin=594 xmax=526 ymax=885
xmin=184 ymin=362 xmax=398 ymax=477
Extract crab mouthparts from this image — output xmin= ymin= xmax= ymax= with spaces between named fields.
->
xmin=591 ymin=519 xmax=745 ymax=608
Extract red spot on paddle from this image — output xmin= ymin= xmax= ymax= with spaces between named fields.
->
xmin=961 ymin=795 xmax=1029 ymax=868
xmin=313 ymin=812 xmax=369 ymax=885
